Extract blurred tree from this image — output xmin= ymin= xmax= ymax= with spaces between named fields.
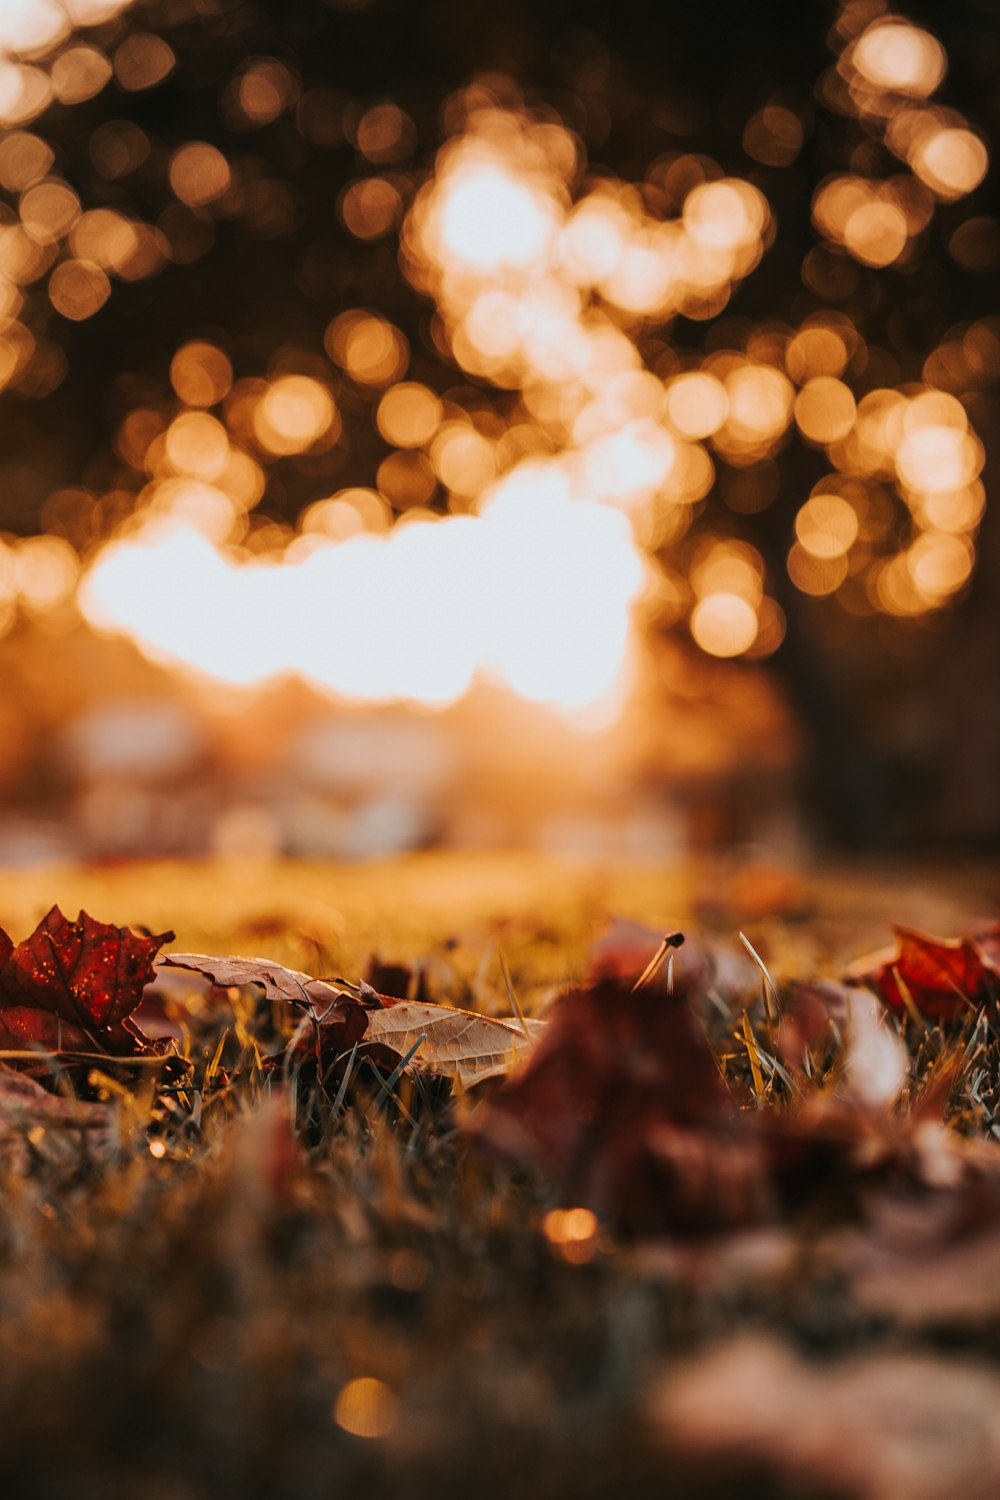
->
xmin=0 ymin=0 xmax=996 ymax=845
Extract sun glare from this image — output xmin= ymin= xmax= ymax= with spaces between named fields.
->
xmin=79 ymin=459 xmax=643 ymax=711
xmin=0 ymin=0 xmax=985 ymax=718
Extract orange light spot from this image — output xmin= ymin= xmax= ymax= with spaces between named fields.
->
xmin=169 ymin=142 xmax=231 ymax=208
xmin=912 ymin=128 xmax=989 ymax=201
xmin=253 ymin=376 xmax=336 ymax=455
xmin=788 ymin=543 xmax=848 ymax=597
xmin=333 ymin=1378 xmax=398 ymax=1439
xmin=170 ymin=342 xmax=233 ymax=408
xmin=376 ymin=383 xmax=442 ymax=448
xmin=164 ymin=412 xmax=230 ymax=480
xmin=114 ymin=33 xmax=176 ymax=92
xmin=51 ymin=46 xmax=112 ymax=106
xmin=795 ymin=494 xmax=858 ymax=559
xmin=794 ymin=377 xmax=857 ymax=445
xmin=48 ymin=259 xmax=110 ymax=320
xmin=786 ymin=326 xmax=849 ymax=382
xmin=690 ymin=592 xmax=758 ymax=656
xmin=852 ymin=21 xmax=946 ymax=96
xmin=326 ymin=312 xmax=409 ymax=387
xmin=665 ymin=372 xmax=728 ymax=439
xmin=340 ymin=177 xmax=403 ymax=239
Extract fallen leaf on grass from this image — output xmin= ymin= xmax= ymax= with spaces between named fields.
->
xmin=0 ymin=1063 xmax=113 ymax=1166
xmin=649 ymin=1334 xmax=1000 ymax=1500
xmin=471 ymin=953 xmax=977 ymax=1235
xmin=162 ymin=950 xmax=539 ymax=1086
xmin=161 ymin=951 xmax=376 ymax=1078
xmin=843 ymin=988 xmax=908 ymax=1106
xmin=0 ymin=906 xmax=173 ymax=1072
xmin=159 ymin=952 xmax=352 ymax=1009
xmin=470 ymin=972 xmax=769 ymax=1235
xmin=365 ymin=1001 xmax=535 ymax=1089
xmin=847 ymin=922 xmax=1000 ymax=1020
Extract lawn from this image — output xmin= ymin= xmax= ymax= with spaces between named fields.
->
xmin=0 ymin=853 xmax=998 ymax=1500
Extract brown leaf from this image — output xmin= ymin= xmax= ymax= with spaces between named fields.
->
xmin=158 ymin=952 xmax=352 ymax=1009
xmin=649 ymin=1335 xmax=1000 ymax=1500
xmin=847 ymin=921 xmax=1000 ymax=1020
xmin=0 ymin=1063 xmax=113 ymax=1166
xmin=470 ymin=972 xmax=768 ymax=1235
xmin=365 ymin=957 xmax=418 ymax=1001
xmin=289 ymin=1003 xmax=375 ymax=1074
xmin=164 ymin=951 xmax=538 ymax=1086
xmin=365 ymin=1000 xmax=535 ymax=1088
xmin=0 ymin=906 xmax=173 ymax=1068
xmin=470 ymin=962 xmax=949 ymax=1235
xmin=160 ymin=951 xmax=378 ymax=1076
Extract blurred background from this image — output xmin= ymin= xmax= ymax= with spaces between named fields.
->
xmin=0 ymin=0 xmax=997 ymax=866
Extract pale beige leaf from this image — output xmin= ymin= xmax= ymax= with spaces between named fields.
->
xmin=496 ymin=1016 xmax=547 ymax=1041
xmin=365 ymin=1001 xmax=538 ymax=1088
xmin=158 ymin=952 xmax=348 ymax=1009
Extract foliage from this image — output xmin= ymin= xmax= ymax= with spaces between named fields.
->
xmin=0 ymin=869 xmax=999 ymax=1496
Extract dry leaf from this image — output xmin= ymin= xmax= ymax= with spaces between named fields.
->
xmin=162 ymin=951 xmax=536 ymax=1086
xmin=0 ymin=1063 xmax=113 ymax=1165
xmin=470 ymin=972 xmax=769 ymax=1234
xmin=847 ymin=922 xmax=1000 ymax=1020
xmin=837 ymin=1177 xmax=1000 ymax=1330
xmin=161 ymin=951 xmax=375 ymax=1075
xmin=471 ymin=964 xmax=965 ymax=1235
xmin=365 ymin=1000 xmax=535 ymax=1088
xmin=649 ymin=1334 xmax=1000 ymax=1500
xmin=159 ymin=952 xmax=351 ymax=1009
xmin=0 ymin=906 xmax=173 ymax=1071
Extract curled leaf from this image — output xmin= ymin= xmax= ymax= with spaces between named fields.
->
xmin=848 ymin=922 xmax=1000 ymax=1020
xmin=158 ymin=952 xmax=350 ymax=1009
xmin=163 ymin=950 xmax=537 ymax=1087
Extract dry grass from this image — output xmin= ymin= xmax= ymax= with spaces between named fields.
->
xmin=0 ymin=853 xmax=998 ymax=1500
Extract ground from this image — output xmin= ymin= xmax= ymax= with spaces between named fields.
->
xmin=0 ymin=852 xmax=998 ymax=1500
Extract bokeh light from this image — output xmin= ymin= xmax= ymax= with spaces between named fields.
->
xmin=0 ymin=0 xmax=987 ymax=735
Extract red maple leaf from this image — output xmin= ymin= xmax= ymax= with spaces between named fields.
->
xmin=848 ymin=922 xmax=1000 ymax=1021
xmin=0 ymin=906 xmax=174 ymax=1066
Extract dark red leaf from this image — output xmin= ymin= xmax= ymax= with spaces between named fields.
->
xmin=0 ymin=906 xmax=174 ymax=1065
xmin=0 ymin=1006 xmax=94 ymax=1054
xmin=365 ymin=957 xmax=416 ymax=1001
xmin=470 ymin=972 xmax=768 ymax=1236
xmin=848 ymin=922 xmax=1000 ymax=1020
xmin=285 ymin=1000 xmax=375 ymax=1072
xmin=469 ymin=954 xmax=961 ymax=1236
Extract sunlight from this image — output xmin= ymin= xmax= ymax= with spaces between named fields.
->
xmin=78 ymin=459 xmax=643 ymax=713
xmin=0 ymin=5 xmax=960 ymax=720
